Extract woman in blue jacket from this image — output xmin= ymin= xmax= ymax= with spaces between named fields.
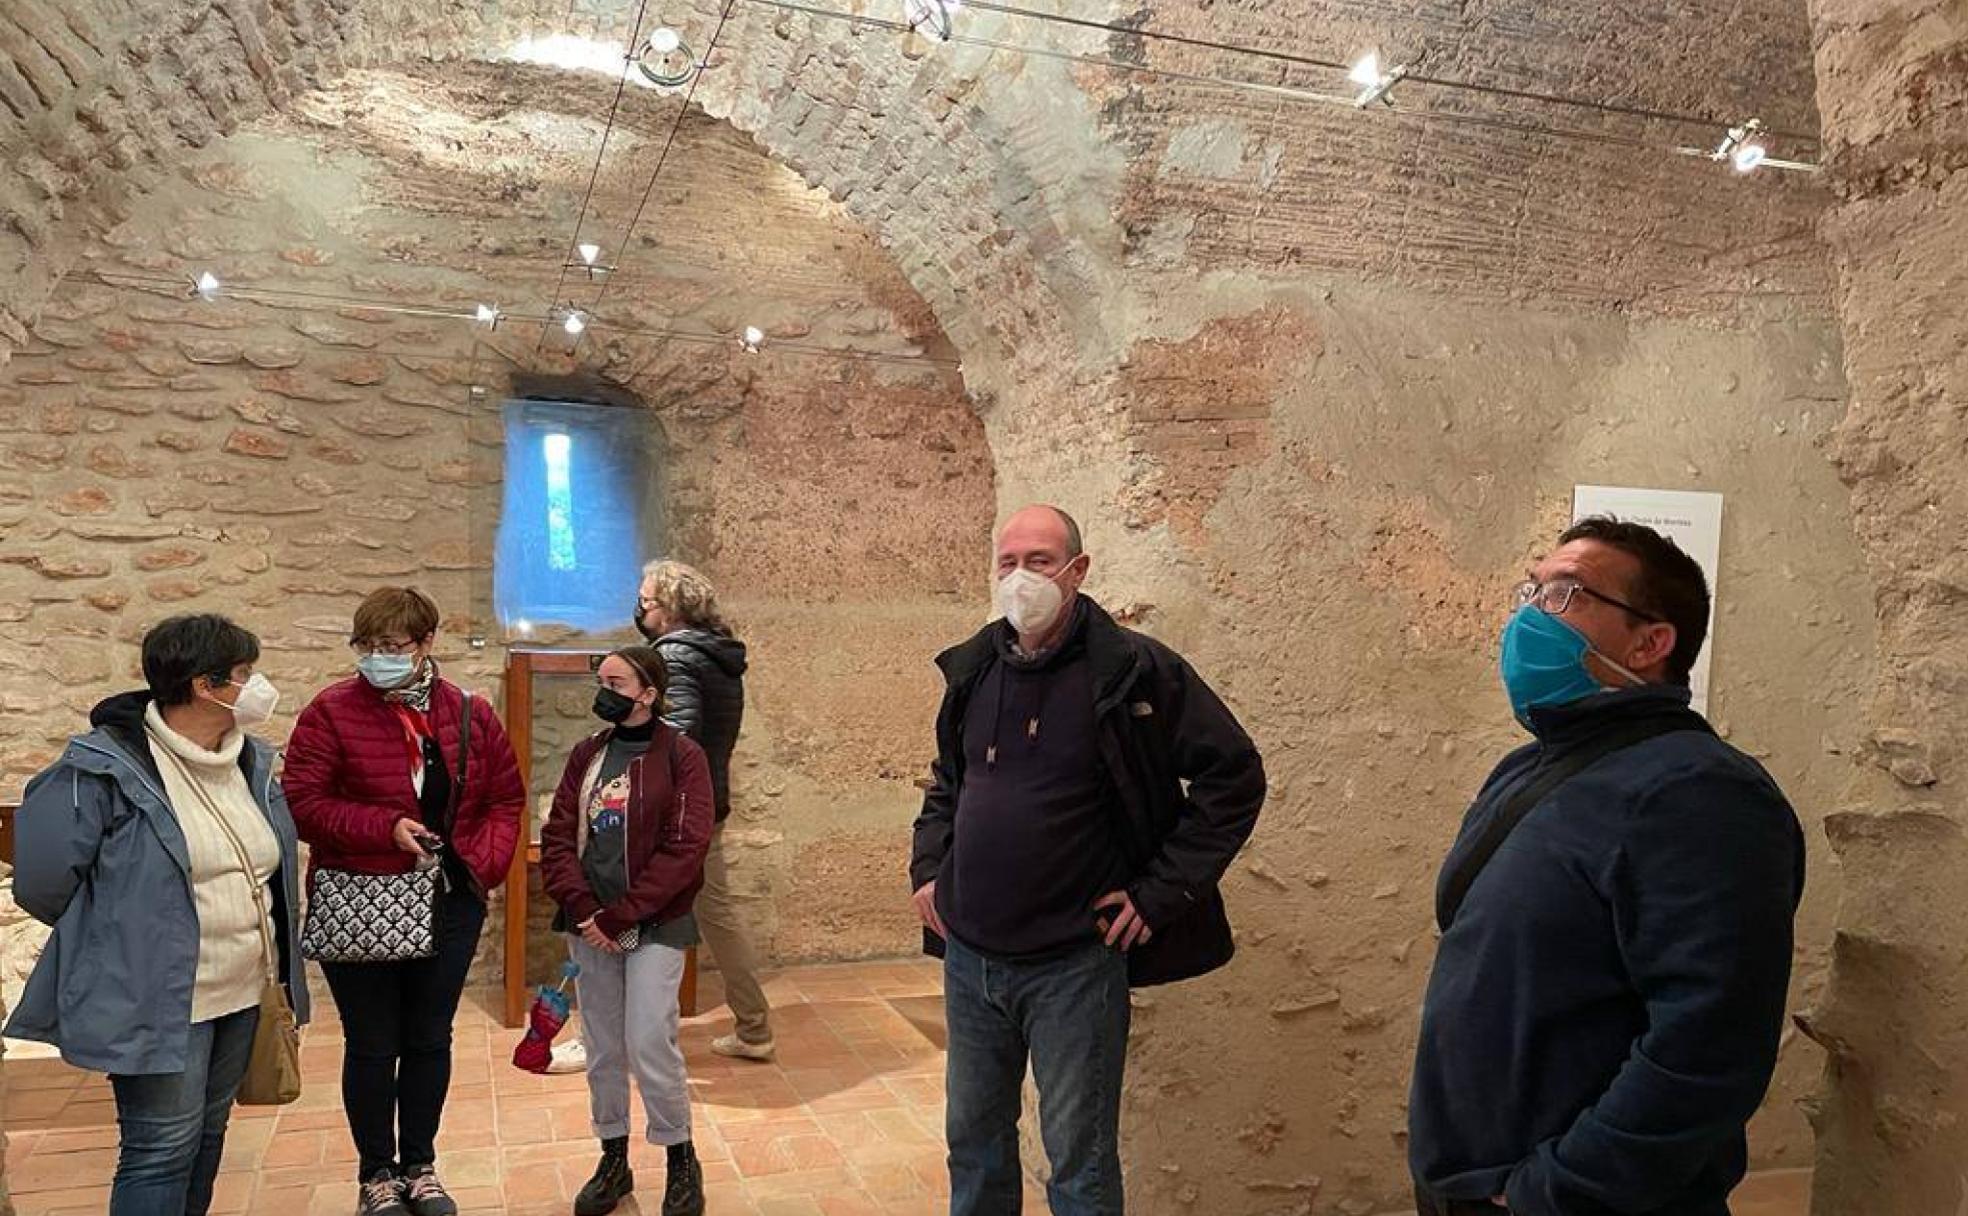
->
xmin=4 ymin=614 xmax=309 ymax=1216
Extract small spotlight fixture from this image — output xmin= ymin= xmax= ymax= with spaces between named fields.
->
xmin=1349 ymin=51 xmax=1407 ymax=108
xmin=474 ymin=303 xmax=501 ymax=328
xmin=1712 ymin=118 xmax=1769 ymax=173
xmin=560 ymin=308 xmax=589 ymax=336
xmin=636 ymin=26 xmax=699 ymax=87
xmin=577 ymin=242 xmax=601 ymax=265
xmin=741 ymin=325 xmax=765 ymax=354
xmin=193 ymin=271 xmax=221 ymax=300
xmin=903 ymin=0 xmax=954 ymax=42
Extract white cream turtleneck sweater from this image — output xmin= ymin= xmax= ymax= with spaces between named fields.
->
xmin=145 ymin=703 xmax=280 ymax=1023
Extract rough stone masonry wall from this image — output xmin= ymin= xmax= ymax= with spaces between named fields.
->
xmin=1801 ymin=1 xmax=1968 ymax=1213
xmin=0 ymin=89 xmax=995 ymax=1002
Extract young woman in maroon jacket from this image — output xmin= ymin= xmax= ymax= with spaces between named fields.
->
xmin=283 ymin=587 xmax=525 ymax=1216
xmin=538 ymin=646 xmax=714 ymax=1216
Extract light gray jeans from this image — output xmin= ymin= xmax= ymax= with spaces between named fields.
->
xmin=569 ymin=935 xmax=691 ymax=1146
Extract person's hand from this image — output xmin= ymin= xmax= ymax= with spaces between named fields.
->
xmin=578 ymin=918 xmax=622 ymax=954
xmin=1093 ymin=891 xmax=1153 ymax=951
xmin=392 ymin=818 xmax=439 ymax=859
xmin=1491 ymin=1198 xmax=1508 ymax=1209
xmin=912 ymin=881 xmax=946 ymax=938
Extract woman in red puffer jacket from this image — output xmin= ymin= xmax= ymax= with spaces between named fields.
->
xmin=283 ymin=586 xmax=525 ymax=1216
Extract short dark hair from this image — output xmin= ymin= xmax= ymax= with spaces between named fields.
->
xmin=351 ymin=586 xmax=440 ymax=645
xmin=143 ymin=614 xmax=261 ymax=707
xmin=1558 ymin=515 xmax=1710 ymax=685
xmin=608 ymin=645 xmax=669 ymax=699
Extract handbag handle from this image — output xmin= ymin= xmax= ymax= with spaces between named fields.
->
xmin=155 ymin=740 xmax=282 ymax=985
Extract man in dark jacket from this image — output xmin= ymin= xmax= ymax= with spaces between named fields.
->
xmin=1409 ymin=517 xmax=1805 ymax=1216
xmin=636 ymin=559 xmax=773 ymax=1058
xmin=911 ymin=504 xmax=1265 ymax=1216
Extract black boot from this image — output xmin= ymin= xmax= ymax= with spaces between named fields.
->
xmin=662 ymin=1142 xmax=704 ymax=1216
xmin=573 ymin=1137 xmax=635 ymax=1216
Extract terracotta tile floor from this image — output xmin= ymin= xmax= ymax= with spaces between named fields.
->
xmin=1 ymin=958 xmax=1810 ymax=1216
xmin=3 ymin=959 xmax=1044 ymax=1216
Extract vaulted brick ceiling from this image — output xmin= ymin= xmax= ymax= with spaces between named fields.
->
xmin=0 ymin=0 xmax=1830 ymax=386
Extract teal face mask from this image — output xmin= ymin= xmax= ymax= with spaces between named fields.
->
xmin=357 ymin=652 xmax=418 ymax=690
xmin=1498 ymin=605 xmax=1639 ymax=729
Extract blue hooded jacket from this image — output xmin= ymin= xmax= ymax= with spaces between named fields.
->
xmin=4 ymin=690 xmax=310 ymax=1075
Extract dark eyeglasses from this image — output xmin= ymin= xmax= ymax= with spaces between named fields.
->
xmin=1512 ymin=579 xmax=1663 ymax=623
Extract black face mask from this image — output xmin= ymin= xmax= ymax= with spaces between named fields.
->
xmin=592 ymin=687 xmax=640 ymax=724
xmin=633 ymin=604 xmax=661 ymax=642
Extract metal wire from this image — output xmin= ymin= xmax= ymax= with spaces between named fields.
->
xmin=65 ymin=269 xmax=962 ymax=370
xmin=584 ymin=0 xmax=744 ymax=321
xmin=736 ymin=0 xmax=1821 ymax=170
xmin=538 ymin=0 xmax=658 ymax=351
xmin=959 ymin=0 xmax=1818 ymax=143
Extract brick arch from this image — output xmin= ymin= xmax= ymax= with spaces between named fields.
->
xmin=0 ymin=0 xmax=1133 ymax=402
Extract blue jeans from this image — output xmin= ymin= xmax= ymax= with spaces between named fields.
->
xmin=108 ymin=1006 xmax=258 ymax=1216
xmin=943 ymin=936 xmax=1130 ymax=1216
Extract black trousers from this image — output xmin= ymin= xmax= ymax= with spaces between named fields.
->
xmin=1414 ymin=1184 xmax=1510 ymax=1216
xmin=321 ymin=887 xmax=486 ymax=1179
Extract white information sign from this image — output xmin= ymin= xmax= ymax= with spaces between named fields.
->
xmin=1571 ymin=485 xmax=1724 ymax=716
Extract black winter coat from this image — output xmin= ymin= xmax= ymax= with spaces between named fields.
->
xmin=910 ymin=597 xmax=1267 ymax=986
xmin=657 ymin=629 xmax=747 ymax=821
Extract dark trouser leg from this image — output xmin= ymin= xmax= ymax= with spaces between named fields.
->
xmin=395 ymin=889 xmax=485 ymax=1170
xmin=323 ymin=953 xmax=409 ymax=1178
xmin=184 ymin=1007 xmax=259 ymax=1215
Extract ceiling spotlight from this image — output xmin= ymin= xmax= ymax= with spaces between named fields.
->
xmin=577 ymin=242 xmax=601 ymax=265
xmin=741 ymin=325 xmax=765 ymax=353
xmin=1349 ymin=52 xmax=1407 ymax=107
xmin=636 ymin=26 xmax=699 ymax=87
xmin=194 ymin=271 xmax=221 ymax=300
xmin=1712 ymin=118 xmax=1769 ymax=173
xmin=561 ymin=309 xmax=589 ymax=336
xmin=903 ymin=0 xmax=954 ymax=42
xmin=474 ymin=303 xmax=501 ymax=328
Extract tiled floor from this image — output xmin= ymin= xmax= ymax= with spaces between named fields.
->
xmin=1 ymin=958 xmax=1810 ymax=1216
xmin=3 ymin=959 xmax=1038 ymax=1216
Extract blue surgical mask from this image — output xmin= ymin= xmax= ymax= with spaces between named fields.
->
xmin=1498 ymin=605 xmax=1641 ymax=729
xmin=357 ymin=652 xmax=418 ymax=690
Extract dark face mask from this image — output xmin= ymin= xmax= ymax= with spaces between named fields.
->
xmin=633 ymin=604 xmax=662 ymax=642
xmin=592 ymin=687 xmax=640 ymax=724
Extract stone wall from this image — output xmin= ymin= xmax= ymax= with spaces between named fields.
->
xmin=985 ymin=279 xmax=1872 ymax=1214
xmin=1801 ymin=1 xmax=1968 ymax=1211
xmin=0 ymin=85 xmax=996 ymax=1007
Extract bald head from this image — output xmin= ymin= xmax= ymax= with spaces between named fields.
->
xmin=994 ymin=504 xmax=1091 ymax=643
xmin=998 ymin=505 xmax=1083 ymax=560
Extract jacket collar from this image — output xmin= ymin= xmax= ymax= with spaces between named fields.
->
xmin=1523 ymin=682 xmax=1698 ymax=748
xmin=938 ymin=596 xmax=1141 ymax=710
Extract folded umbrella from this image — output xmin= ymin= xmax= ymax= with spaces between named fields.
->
xmin=512 ymin=960 xmax=580 ymax=1074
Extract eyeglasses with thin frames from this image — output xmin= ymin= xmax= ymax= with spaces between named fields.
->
xmin=1512 ymin=579 xmax=1663 ymax=623
xmin=349 ymin=636 xmax=420 ymax=657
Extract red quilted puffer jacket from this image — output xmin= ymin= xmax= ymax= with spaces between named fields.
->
xmin=284 ymin=675 xmax=526 ymax=893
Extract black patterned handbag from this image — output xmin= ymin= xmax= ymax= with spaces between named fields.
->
xmin=300 ymin=692 xmax=472 ymax=963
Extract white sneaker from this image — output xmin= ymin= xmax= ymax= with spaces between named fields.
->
xmin=547 ymin=1040 xmax=588 ymax=1074
xmin=711 ymin=1033 xmax=775 ymax=1062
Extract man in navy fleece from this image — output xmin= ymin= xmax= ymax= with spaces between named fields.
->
xmin=1409 ymin=517 xmax=1805 ymax=1216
